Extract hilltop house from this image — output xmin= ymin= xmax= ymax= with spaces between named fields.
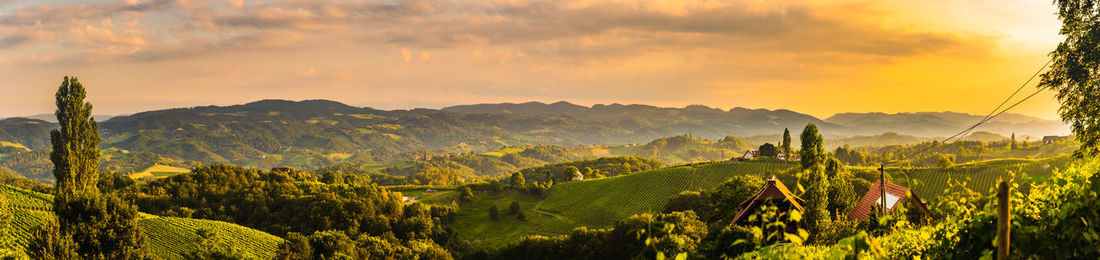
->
xmin=1042 ymin=135 xmax=1071 ymax=144
xmin=730 ymin=176 xmax=805 ymax=230
xmin=848 ymin=180 xmax=932 ymax=224
xmin=739 ymin=150 xmax=761 ymax=160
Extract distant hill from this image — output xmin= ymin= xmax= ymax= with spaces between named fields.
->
xmin=960 ymin=131 xmax=1009 ymax=142
xmin=0 ymin=99 xmax=1071 ymax=183
xmin=0 ymin=118 xmax=54 ymax=150
xmin=4 ymin=113 xmax=117 ymax=123
xmin=825 ymin=111 xmax=1068 ymax=138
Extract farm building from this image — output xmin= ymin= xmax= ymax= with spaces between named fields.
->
xmin=1042 ymin=135 xmax=1071 ymax=144
xmin=730 ymin=176 xmax=805 ymax=228
xmin=848 ymin=180 xmax=932 ymax=224
xmin=740 ymin=150 xmax=761 ymax=160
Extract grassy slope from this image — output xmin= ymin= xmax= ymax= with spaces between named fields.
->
xmin=885 ymin=156 xmax=1073 ymax=200
xmin=1 ymin=185 xmax=283 ymax=259
xmin=436 ymin=160 xmax=795 ymax=248
xmin=437 ymin=157 xmax=1072 ymax=248
xmin=128 ymin=164 xmax=191 ymax=180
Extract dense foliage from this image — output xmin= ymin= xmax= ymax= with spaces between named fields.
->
xmin=1042 ymin=0 xmax=1100 ymax=156
xmin=480 ymin=211 xmax=706 ymax=259
xmin=513 ymin=156 xmax=661 ymax=183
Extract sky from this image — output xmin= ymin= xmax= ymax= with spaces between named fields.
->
xmin=0 ymin=0 xmax=1069 ymax=120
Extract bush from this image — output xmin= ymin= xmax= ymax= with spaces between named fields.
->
xmin=698 ymin=225 xmax=759 ymax=259
xmin=813 ymin=220 xmax=860 ymax=245
xmin=508 ymin=201 xmax=520 ymax=215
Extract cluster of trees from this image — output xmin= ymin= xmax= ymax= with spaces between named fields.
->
xmin=314 ymin=145 xmax=586 ymax=186
xmin=122 ymin=165 xmax=458 ymax=251
xmin=474 ymin=211 xmax=706 ymax=259
xmin=640 ymin=135 xmax=755 ymax=163
xmin=513 ymin=156 xmax=661 ymax=183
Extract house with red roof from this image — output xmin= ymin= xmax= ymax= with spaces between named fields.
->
xmin=848 ymin=180 xmax=932 ymax=224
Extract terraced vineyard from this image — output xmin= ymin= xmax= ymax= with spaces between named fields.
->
xmin=0 ymin=184 xmax=283 ymax=259
xmin=885 ymin=156 xmax=1074 ymax=200
xmin=444 ymin=157 xmax=1078 ymax=248
xmin=444 ymin=160 xmax=796 ymax=247
xmin=537 ymin=160 xmax=795 ymax=227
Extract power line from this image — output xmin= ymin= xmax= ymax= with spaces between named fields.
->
xmin=887 ymin=58 xmax=1054 ymax=166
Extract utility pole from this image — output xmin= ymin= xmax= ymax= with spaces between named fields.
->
xmin=997 ymin=181 xmax=1011 ymax=260
xmin=879 ymin=163 xmax=887 ymax=216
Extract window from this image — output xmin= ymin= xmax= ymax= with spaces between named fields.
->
xmin=877 ymin=192 xmax=902 ymax=212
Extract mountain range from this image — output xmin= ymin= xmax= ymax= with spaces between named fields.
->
xmin=0 ymin=100 xmax=1068 ymax=179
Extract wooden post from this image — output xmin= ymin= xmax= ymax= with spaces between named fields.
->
xmin=879 ymin=163 xmax=887 ymax=216
xmin=997 ymin=181 xmax=1010 ymax=260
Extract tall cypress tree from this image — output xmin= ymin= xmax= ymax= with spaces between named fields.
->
xmin=50 ymin=76 xmax=101 ymax=197
xmin=799 ymin=123 xmax=825 ymax=170
xmin=30 ymin=76 xmax=151 ymax=259
xmin=799 ymin=123 xmax=830 ymax=234
xmin=782 ymin=128 xmax=792 ymax=163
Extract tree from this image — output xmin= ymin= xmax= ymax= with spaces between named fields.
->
xmin=1011 ymin=133 xmax=1017 ymax=150
xmin=825 ymin=158 xmax=857 ymax=216
xmin=489 ymin=205 xmax=500 ymax=221
xmin=50 ymin=76 xmax=101 ymax=198
xmin=509 ymin=201 xmax=521 ymax=215
xmin=1041 ymin=0 xmax=1100 ymax=156
xmin=707 ymin=175 xmax=764 ymax=224
xmin=803 ymin=165 xmax=830 ymax=234
xmin=56 ymin=193 xmax=151 ymax=259
xmin=41 ymin=77 xmax=150 ymax=259
xmin=26 ymin=219 xmax=77 ymax=260
xmin=782 ymin=128 xmax=793 ymax=163
xmin=800 ymin=123 xmax=826 ymax=170
xmin=662 ymin=191 xmax=711 ymax=218
xmin=459 ymin=187 xmax=474 ymax=204
xmin=510 ymin=172 xmax=526 ymax=189
xmin=274 ymin=232 xmax=313 ymax=260
xmin=936 ymin=153 xmax=956 ymax=168
xmin=758 ymin=143 xmax=779 ymax=157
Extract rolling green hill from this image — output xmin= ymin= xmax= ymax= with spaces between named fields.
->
xmin=0 ymin=184 xmax=284 ymax=259
xmin=436 ymin=160 xmax=797 ymax=247
xmin=435 ymin=156 xmax=1074 ymax=248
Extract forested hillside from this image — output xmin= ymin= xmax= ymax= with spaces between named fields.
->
xmin=0 ymin=99 xmax=1071 ymax=184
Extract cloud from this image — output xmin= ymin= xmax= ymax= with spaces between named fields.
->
xmin=401 ymin=48 xmax=412 ymax=63
xmin=0 ymin=0 xmax=997 ymax=67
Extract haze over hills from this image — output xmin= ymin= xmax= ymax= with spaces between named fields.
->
xmin=0 ymin=100 xmax=1068 ymax=151
xmin=0 ymin=100 xmax=1070 ymax=182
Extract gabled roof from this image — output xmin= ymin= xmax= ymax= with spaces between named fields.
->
xmin=848 ymin=180 xmax=930 ymax=221
xmin=731 ymin=176 xmax=804 ymax=224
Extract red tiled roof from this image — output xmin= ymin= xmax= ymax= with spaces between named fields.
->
xmin=730 ymin=176 xmax=804 ymax=225
xmin=848 ymin=180 xmax=927 ymax=221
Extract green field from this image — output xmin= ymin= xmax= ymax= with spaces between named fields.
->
xmin=1 ymin=184 xmax=284 ymax=259
xmin=129 ymin=164 xmax=191 ymax=180
xmin=885 ymin=156 xmax=1073 ymax=200
xmin=442 ymin=160 xmax=796 ymax=247
xmin=438 ymin=156 xmax=1076 ymax=248
xmin=538 ymin=160 xmax=794 ymax=227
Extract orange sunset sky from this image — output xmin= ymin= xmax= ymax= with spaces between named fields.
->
xmin=0 ymin=0 xmax=1067 ymax=120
